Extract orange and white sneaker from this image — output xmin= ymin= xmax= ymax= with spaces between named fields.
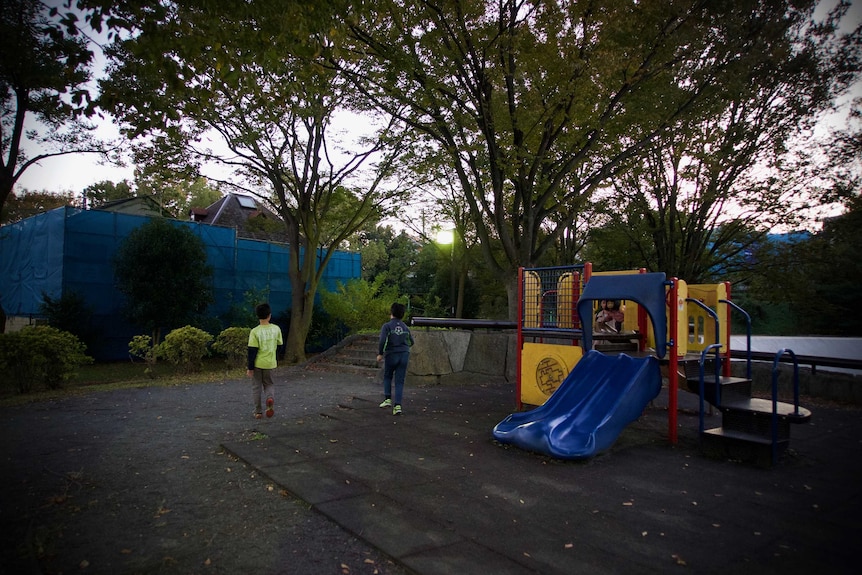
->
xmin=265 ymin=397 xmax=274 ymax=418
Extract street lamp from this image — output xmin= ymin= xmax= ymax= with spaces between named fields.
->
xmin=436 ymin=228 xmax=456 ymax=317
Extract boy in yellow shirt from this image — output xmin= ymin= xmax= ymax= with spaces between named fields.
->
xmin=246 ymin=303 xmax=283 ymax=419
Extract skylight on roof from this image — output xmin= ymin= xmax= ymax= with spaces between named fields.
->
xmin=236 ymin=195 xmax=257 ymax=209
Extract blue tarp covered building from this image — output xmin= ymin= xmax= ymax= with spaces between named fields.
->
xmin=0 ymin=207 xmax=360 ymax=360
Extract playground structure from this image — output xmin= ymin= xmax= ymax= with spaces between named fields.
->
xmin=492 ymin=264 xmax=812 ymax=466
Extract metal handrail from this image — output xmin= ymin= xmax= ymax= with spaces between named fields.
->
xmin=686 ymin=298 xmax=721 ymax=349
xmin=721 ymin=299 xmax=752 ymax=379
xmin=698 ymin=343 xmax=725 ymax=439
xmin=771 ymin=348 xmax=801 ymax=465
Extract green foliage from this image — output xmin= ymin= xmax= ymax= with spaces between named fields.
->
xmin=0 ymin=326 xmax=93 ymax=394
xmin=320 ymin=278 xmax=401 ymax=334
xmin=1 ymin=190 xmax=75 ymax=224
xmin=113 ymin=218 xmax=214 ymax=343
xmin=157 ymin=326 xmax=213 ymax=373
xmin=83 ymin=180 xmax=133 ymax=207
xmin=0 ymin=0 xmax=103 ymax=217
xmin=128 ymin=334 xmax=158 ymax=370
xmin=40 ymin=290 xmax=98 ymax=350
xmin=221 ymin=287 xmax=271 ymax=329
xmin=212 ymin=327 xmax=251 ymax=368
xmin=742 ymin=197 xmax=862 ymax=336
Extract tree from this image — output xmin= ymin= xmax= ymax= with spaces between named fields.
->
xmin=0 ymin=188 xmax=75 ymax=224
xmin=83 ymin=179 xmax=133 ymax=208
xmin=87 ymin=0 xmax=407 ymax=362
xmin=113 ymin=218 xmax=213 ymax=345
xmin=596 ymin=1 xmax=860 ymax=283
xmin=0 ymin=0 xmax=108 ymax=218
xmin=340 ymin=0 xmax=860 ymax=318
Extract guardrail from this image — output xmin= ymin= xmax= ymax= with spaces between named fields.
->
xmin=410 ymin=317 xmax=517 ymax=330
xmin=730 ymin=350 xmax=862 ymax=374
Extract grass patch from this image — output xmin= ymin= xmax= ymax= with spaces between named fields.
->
xmin=0 ymin=357 xmax=245 ymax=408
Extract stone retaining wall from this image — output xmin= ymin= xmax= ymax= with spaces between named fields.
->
xmin=408 ymin=330 xmax=517 ymax=386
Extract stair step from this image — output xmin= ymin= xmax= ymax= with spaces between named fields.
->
xmin=720 ymin=398 xmax=812 ymax=422
xmin=313 ymin=362 xmax=380 ymax=377
xmin=682 ymin=376 xmax=752 ymax=406
xmin=701 ymin=427 xmax=789 ymax=467
xmin=702 ymin=427 xmax=779 ymax=446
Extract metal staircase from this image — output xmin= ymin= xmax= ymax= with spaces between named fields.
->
xmin=680 ymin=300 xmax=812 ymax=467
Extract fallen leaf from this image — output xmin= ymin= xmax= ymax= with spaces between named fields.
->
xmin=523 ymin=552 xmax=531 ymax=558
xmin=642 ymin=531 xmax=648 ymax=537
xmin=121 ymin=549 xmax=132 ymax=554
xmin=80 ymin=559 xmax=90 ymax=569
xmin=204 ymin=558 xmax=211 ymax=566
xmin=364 ymin=558 xmax=376 ymax=565
xmin=623 ymin=501 xmax=633 ymax=506
xmin=671 ymin=553 xmax=687 ymax=566
xmin=564 ymin=543 xmax=574 ymax=549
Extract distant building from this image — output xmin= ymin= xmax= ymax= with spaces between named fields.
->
xmin=95 ymin=195 xmax=174 ymax=218
xmin=190 ymin=193 xmax=288 ymax=243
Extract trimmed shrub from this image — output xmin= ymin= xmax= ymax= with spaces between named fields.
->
xmin=212 ymin=327 xmax=251 ymax=368
xmin=158 ymin=326 xmax=213 ymax=373
xmin=0 ymin=326 xmax=93 ymax=393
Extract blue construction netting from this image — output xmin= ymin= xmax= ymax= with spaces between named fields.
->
xmin=0 ymin=207 xmax=361 ymax=360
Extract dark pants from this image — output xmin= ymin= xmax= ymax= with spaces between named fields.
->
xmin=382 ymin=351 xmax=410 ymax=405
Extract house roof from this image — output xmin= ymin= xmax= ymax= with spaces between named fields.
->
xmin=96 ymin=195 xmax=173 ymax=218
xmin=191 ymin=193 xmax=288 ymax=243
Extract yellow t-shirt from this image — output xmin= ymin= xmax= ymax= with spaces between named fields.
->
xmin=248 ymin=323 xmax=283 ymax=369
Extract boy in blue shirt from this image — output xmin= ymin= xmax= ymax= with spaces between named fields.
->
xmin=376 ymin=302 xmax=413 ymax=416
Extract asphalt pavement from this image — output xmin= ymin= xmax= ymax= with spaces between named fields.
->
xmin=1 ymin=364 xmax=860 ymax=575
xmin=224 ymin=367 xmax=862 ymax=575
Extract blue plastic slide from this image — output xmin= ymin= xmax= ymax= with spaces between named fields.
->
xmin=493 ymin=351 xmax=661 ymax=459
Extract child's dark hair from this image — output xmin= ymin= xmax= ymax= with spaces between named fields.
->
xmin=390 ymin=302 xmax=406 ymax=320
xmin=255 ymin=303 xmax=272 ymax=319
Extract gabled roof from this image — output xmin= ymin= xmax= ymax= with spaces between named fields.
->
xmin=96 ymin=195 xmax=173 ymax=218
xmin=191 ymin=193 xmax=288 ymax=243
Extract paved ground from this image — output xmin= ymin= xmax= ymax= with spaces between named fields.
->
xmin=2 ymin=364 xmax=861 ymax=574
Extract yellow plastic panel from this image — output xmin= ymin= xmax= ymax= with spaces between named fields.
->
xmin=687 ymin=283 xmax=728 ymax=353
xmin=523 ymin=271 xmax=541 ymax=328
xmin=556 ymin=272 xmax=577 ymax=328
xmin=520 ymin=343 xmax=583 ymax=406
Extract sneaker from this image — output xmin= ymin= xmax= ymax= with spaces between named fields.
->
xmin=265 ymin=398 xmax=274 ymax=418
xmin=393 ymin=405 xmax=402 ymax=416
xmin=254 ymin=412 xmax=263 ymax=419
xmin=379 ymin=399 xmax=392 ymax=408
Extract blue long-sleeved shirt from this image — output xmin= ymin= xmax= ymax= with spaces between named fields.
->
xmin=378 ymin=318 xmax=413 ymax=355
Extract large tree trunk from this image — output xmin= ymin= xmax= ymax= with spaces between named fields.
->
xmin=284 ymin=282 xmax=311 ymax=364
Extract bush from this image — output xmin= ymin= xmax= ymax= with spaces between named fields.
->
xmin=212 ymin=327 xmax=251 ymax=368
xmin=0 ymin=326 xmax=93 ymax=394
xmin=129 ymin=334 xmax=158 ymax=377
xmin=157 ymin=326 xmax=213 ymax=373
xmin=320 ymin=278 xmax=401 ymax=334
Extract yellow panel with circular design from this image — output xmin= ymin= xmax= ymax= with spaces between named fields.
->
xmin=520 ymin=343 xmax=583 ymax=406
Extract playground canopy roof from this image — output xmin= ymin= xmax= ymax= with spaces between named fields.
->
xmin=577 ymin=272 xmax=669 ymax=358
